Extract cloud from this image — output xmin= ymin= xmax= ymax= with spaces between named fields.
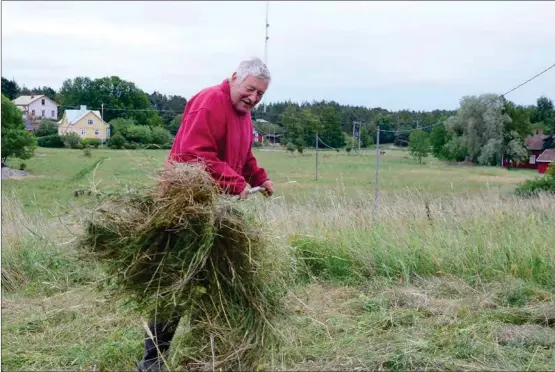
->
xmin=2 ymin=1 xmax=554 ymax=110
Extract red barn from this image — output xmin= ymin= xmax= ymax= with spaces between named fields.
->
xmin=503 ymin=129 xmax=551 ymax=171
xmin=537 ymin=149 xmax=555 ymax=174
xmin=253 ymin=129 xmax=264 ymax=144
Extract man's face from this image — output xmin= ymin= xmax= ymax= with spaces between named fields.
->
xmin=229 ymin=73 xmax=269 ymax=114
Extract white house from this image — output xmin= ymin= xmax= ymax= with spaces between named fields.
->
xmin=12 ymin=95 xmax=59 ymax=120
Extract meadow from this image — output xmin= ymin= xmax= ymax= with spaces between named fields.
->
xmin=2 ymin=146 xmax=554 ymax=371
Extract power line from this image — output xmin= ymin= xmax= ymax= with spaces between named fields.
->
xmin=378 ymin=62 xmax=555 ymax=134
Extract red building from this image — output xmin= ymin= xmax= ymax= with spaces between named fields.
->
xmin=253 ymin=129 xmax=264 ymax=144
xmin=537 ymin=149 xmax=555 ymax=174
xmin=503 ymin=129 xmax=553 ymax=173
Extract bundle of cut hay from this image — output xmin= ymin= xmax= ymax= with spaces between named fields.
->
xmin=78 ymin=162 xmax=288 ymax=371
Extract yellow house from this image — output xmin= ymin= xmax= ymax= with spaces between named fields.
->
xmin=58 ymin=105 xmax=111 ymax=142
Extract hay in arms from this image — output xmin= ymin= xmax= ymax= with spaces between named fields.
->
xmin=78 ymin=162 xmax=288 ymax=370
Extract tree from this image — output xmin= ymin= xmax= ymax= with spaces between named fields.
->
xmin=1 ymin=94 xmax=37 ymax=163
xmin=534 ymin=96 xmax=555 ymax=133
xmin=59 ymin=76 xmax=158 ymax=124
xmin=430 ymin=123 xmax=449 ymax=158
xmin=2 ymin=77 xmax=20 ymax=100
xmin=319 ymin=105 xmax=345 ymax=148
xmin=408 ymin=129 xmax=430 ymax=164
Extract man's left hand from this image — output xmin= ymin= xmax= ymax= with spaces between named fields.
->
xmin=261 ymin=180 xmax=274 ymax=197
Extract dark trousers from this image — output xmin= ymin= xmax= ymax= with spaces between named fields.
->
xmin=139 ymin=316 xmax=181 ymax=370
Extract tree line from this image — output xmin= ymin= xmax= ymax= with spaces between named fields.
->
xmin=2 ymin=75 xmax=554 ymax=167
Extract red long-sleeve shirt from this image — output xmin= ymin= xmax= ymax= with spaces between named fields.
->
xmin=167 ymin=79 xmax=269 ymax=195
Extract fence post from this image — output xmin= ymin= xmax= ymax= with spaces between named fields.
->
xmin=374 ymin=126 xmax=380 ymax=214
xmin=315 ymin=133 xmax=319 ymax=181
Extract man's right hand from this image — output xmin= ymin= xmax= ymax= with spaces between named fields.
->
xmin=239 ymin=187 xmax=249 ymax=200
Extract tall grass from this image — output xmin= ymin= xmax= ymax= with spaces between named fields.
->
xmin=1 ymin=193 xmax=97 ymax=296
xmin=253 ymin=190 xmax=555 ymax=287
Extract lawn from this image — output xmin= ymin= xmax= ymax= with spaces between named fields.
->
xmin=2 ymin=146 xmax=554 ymax=371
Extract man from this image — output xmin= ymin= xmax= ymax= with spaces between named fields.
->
xmin=138 ymin=57 xmax=274 ymax=372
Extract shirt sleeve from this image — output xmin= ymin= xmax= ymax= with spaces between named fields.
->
xmin=242 ymin=135 xmax=269 ymax=187
xmin=168 ymin=108 xmax=248 ymax=195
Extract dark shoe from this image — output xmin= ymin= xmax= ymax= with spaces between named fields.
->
xmin=137 ymin=358 xmax=164 ymax=372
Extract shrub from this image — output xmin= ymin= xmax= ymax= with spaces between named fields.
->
xmin=123 ymin=142 xmax=139 ymax=150
xmin=286 ymin=142 xmax=296 ymax=154
xmin=19 ymin=163 xmax=27 ymax=171
xmin=81 ymin=138 xmax=101 ymax=148
xmin=37 ymin=134 xmax=64 ymax=148
xmin=35 ymin=120 xmax=58 ymax=137
xmin=515 ymin=164 xmax=555 ymax=197
xmin=83 ymin=148 xmax=92 ymax=157
xmin=252 ymin=141 xmax=263 ymax=148
xmin=60 ymin=133 xmax=82 ymax=149
xmin=107 ymin=132 xmax=126 ymax=149
xmin=346 ymin=147 xmax=352 ymax=154
xmin=151 ymin=127 xmax=173 ymax=145
xmin=126 ymin=125 xmax=152 ymax=144
xmin=162 ymin=143 xmax=173 ymax=150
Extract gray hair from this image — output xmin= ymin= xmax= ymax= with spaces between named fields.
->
xmin=233 ymin=57 xmax=271 ymax=84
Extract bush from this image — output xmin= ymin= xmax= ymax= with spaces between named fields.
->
xmin=123 ymin=142 xmax=139 ymax=150
xmin=346 ymin=147 xmax=352 ymax=154
xmin=107 ymin=132 xmax=126 ymax=149
xmin=126 ymin=125 xmax=152 ymax=144
xmin=83 ymin=148 xmax=92 ymax=157
xmin=151 ymin=127 xmax=173 ymax=145
xmin=19 ymin=163 xmax=27 ymax=171
xmin=35 ymin=120 xmax=58 ymax=137
xmin=162 ymin=143 xmax=173 ymax=150
xmin=515 ymin=164 xmax=555 ymax=197
xmin=252 ymin=141 xmax=263 ymax=148
xmin=81 ymin=138 xmax=101 ymax=148
xmin=37 ymin=134 xmax=64 ymax=148
xmin=286 ymin=142 xmax=296 ymax=154
xmin=61 ymin=133 xmax=82 ymax=149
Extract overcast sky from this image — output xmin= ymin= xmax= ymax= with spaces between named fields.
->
xmin=2 ymin=1 xmax=554 ymax=111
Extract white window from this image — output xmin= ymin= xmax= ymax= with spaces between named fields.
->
xmin=31 ymin=109 xmax=35 ymax=116
xmin=41 ymin=98 xmax=45 ymax=106
xmin=530 ymin=155 xmax=536 ymax=164
xmin=81 ymin=129 xmax=86 ymax=136
xmin=106 ymin=128 xmax=111 ymax=138
xmin=51 ymin=110 xmax=55 ymax=117
xmin=88 ymin=119 xmax=93 ymax=125
xmin=41 ymin=110 xmax=45 ymax=117
xmin=95 ymin=129 xmax=99 ymax=136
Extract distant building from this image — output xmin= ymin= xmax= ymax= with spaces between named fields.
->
xmin=503 ymin=129 xmax=553 ymax=173
xmin=58 ymin=105 xmax=111 ymax=142
xmin=12 ymin=95 xmax=59 ymax=120
xmin=536 ymin=149 xmax=555 ymax=174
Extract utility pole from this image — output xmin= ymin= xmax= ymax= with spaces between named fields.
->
xmin=101 ymin=103 xmax=104 ymax=120
xmin=315 ymin=133 xmax=319 ymax=180
xmin=358 ymin=124 xmax=362 ymax=154
xmin=263 ymin=1 xmax=269 ymax=115
xmin=352 ymin=122 xmax=356 ymax=152
xmin=374 ymin=126 xmax=380 ymax=214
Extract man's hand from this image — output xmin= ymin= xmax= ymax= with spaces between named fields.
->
xmin=261 ymin=180 xmax=274 ymax=197
xmin=239 ymin=186 xmax=250 ymax=200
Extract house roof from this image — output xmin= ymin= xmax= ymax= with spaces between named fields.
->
xmin=537 ymin=149 xmax=555 ymax=163
xmin=12 ymin=95 xmax=58 ymax=106
xmin=61 ymin=106 xmax=103 ymax=125
xmin=525 ymin=132 xmax=550 ymax=150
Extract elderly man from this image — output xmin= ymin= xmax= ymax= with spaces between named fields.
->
xmin=138 ymin=57 xmax=274 ymax=372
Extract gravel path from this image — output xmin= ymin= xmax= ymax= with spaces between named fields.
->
xmin=1 ymin=167 xmax=30 ymax=179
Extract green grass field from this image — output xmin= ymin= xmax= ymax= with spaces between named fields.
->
xmin=2 ymin=146 xmax=554 ymax=371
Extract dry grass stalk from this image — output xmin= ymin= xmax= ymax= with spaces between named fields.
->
xmin=78 ymin=162 xmax=287 ymax=371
